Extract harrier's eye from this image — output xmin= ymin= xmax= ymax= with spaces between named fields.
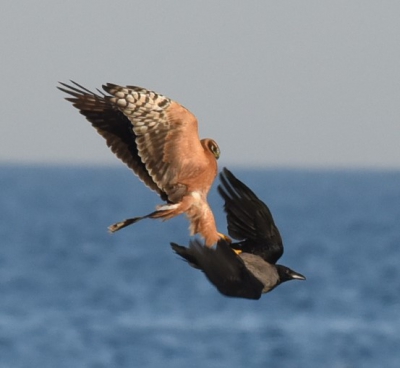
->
xmin=209 ymin=142 xmax=220 ymax=160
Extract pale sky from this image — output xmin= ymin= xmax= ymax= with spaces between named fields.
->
xmin=1 ymin=1 xmax=399 ymax=169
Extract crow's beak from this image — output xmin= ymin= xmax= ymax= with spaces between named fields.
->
xmin=290 ymin=271 xmax=306 ymax=281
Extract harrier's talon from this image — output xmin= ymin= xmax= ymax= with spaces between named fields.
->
xmin=217 ymin=232 xmax=232 ymax=243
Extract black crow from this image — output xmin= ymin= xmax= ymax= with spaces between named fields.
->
xmin=171 ymin=168 xmax=305 ymax=300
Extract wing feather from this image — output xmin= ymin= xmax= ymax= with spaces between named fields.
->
xmin=103 ymin=84 xmax=209 ymax=201
xmin=218 ymin=168 xmax=284 ymax=264
xmin=58 ymin=81 xmax=167 ymax=200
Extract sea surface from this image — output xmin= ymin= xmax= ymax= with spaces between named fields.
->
xmin=0 ymin=165 xmax=399 ymax=368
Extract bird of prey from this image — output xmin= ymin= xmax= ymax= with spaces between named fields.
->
xmin=171 ymin=168 xmax=305 ymax=299
xmin=58 ymin=81 xmax=221 ymax=246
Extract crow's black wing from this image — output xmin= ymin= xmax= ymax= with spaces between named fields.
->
xmin=218 ymin=168 xmax=283 ymax=264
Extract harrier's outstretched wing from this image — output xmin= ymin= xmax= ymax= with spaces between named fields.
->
xmin=58 ymin=81 xmax=167 ymax=199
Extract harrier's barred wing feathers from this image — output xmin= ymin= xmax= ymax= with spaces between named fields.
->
xmin=218 ymin=168 xmax=283 ymax=264
xmin=57 ymin=81 xmax=168 ymax=200
xmin=103 ymin=83 xmax=214 ymax=203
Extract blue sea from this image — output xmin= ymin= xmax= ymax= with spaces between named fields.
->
xmin=1 ymin=165 xmax=399 ymax=368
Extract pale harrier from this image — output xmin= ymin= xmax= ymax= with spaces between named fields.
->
xmin=58 ymin=81 xmax=221 ymax=246
xmin=171 ymin=168 xmax=305 ymax=299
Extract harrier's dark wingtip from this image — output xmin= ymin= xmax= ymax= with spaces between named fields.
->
xmin=57 ymin=81 xmax=99 ymax=97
